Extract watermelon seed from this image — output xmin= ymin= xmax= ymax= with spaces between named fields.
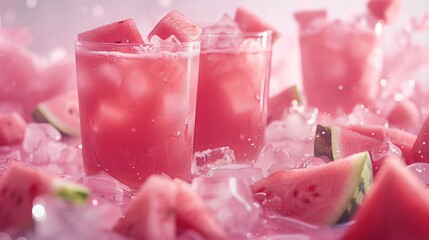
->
xmin=302 ymin=198 xmax=311 ymax=204
xmin=307 ymin=185 xmax=316 ymax=192
xmin=313 ymin=192 xmax=321 ymax=198
xmin=293 ymin=190 xmax=299 ymax=197
xmin=16 ymin=195 xmax=22 ymax=206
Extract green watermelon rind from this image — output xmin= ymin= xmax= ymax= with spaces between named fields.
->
xmin=335 ymin=151 xmax=373 ymax=224
xmin=32 ymin=94 xmax=81 ymax=137
xmin=51 ymin=179 xmax=90 ymax=206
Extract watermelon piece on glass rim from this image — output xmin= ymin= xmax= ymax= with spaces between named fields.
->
xmin=234 ymin=6 xmax=281 ymax=43
xmin=148 ymin=10 xmax=202 ymax=42
xmin=367 ymin=0 xmax=403 ymax=24
xmin=77 ymin=18 xmax=143 ymax=44
xmin=341 ymin=157 xmax=429 ymax=240
xmin=412 ymin=116 xmax=429 ymax=164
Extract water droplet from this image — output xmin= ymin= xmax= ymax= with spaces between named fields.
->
xmin=380 ymin=79 xmax=388 ymax=87
xmin=338 ymin=85 xmax=344 ymax=91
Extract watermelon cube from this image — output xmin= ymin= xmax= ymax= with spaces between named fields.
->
xmin=0 ymin=112 xmax=27 ymax=146
xmin=77 ymin=18 xmax=143 ymax=43
xmin=148 ymin=10 xmax=202 ymax=42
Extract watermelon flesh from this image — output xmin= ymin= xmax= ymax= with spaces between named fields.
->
xmin=367 ymin=0 xmax=403 ymax=24
xmin=412 ymin=116 xmax=429 ymax=164
xmin=148 ymin=10 xmax=202 ymax=42
xmin=251 ymin=152 xmax=373 ymax=225
xmin=113 ymin=175 xmax=224 ymax=239
xmin=0 ymin=162 xmax=90 ymax=234
xmin=0 ymin=112 xmax=27 ymax=146
xmin=387 ymin=99 xmax=420 ymax=133
xmin=341 ymin=157 xmax=429 ymax=240
xmin=32 ymin=90 xmax=80 ymax=136
xmin=77 ymin=19 xmax=143 ymax=43
xmin=267 ymin=85 xmax=302 ymax=124
xmin=234 ymin=6 xmax=281 ymax=43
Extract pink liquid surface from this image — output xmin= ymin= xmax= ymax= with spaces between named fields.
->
xmin=194 ymin=33 xmax=272 ymax=162
xmin=75 ymin=42 xmax=200 ymax=189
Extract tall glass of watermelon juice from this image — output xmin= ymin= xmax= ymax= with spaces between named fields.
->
xmin=194 ymin=30 xmax=273 ymax=162
xmin=296 ymin=13 xmax=383 ymax=116
xmin=75 ymin=41 xmax=200 ymax=189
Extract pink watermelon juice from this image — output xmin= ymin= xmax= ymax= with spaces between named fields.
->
xmin=194 ymin=31 xmax=273 ymax=162
xmin=297 ymin=16 xmax=383 ymax=116
xmin=75 ymin=41 xmax=200 ymax=189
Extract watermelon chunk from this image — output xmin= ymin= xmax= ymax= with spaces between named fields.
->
xmin=412 ymin=116 xmax=429 ymax=164
xmin=148 ymin=10 xmax=202 ymax=42
xmin=345 ymin=124 xmax=417 ymax=165
xmin=314 ymin=124 xmax=384 ymax=161
xmin=0 ymin=112 xmax=27 ymax=145
xmin=32 ymin=90 xmax=80 ymax=136
xmin=387 ymin=99 xmax=420 ymax=132
xmin=175 ymin=179 xmax=226 ymax=239
xmin=267 ymin=85 xmax=302 ymax=123
xmin=234 ymin=6 xmax=281 ymax=43
xmin=77 ymin=18 xmax=143 ymax=43
xmin=367 ymin=0 xmax=403 ymax=24
xmin=0 ymin=162 xmax=90 ymax=233
xmin=113 ymin=175 xmax=177 ymax=240
xmin=251 ymin=152 xmax=373 ymax=225
xmin=341 ymin=157 xmax=429 ymax=240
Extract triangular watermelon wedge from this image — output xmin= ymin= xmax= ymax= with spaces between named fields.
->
xmin=412 ymin=116 xmax=429 ymax=164
xmin=251 ymin=152 xmax=373 ymax=226
xmin=234 ymin=6 xmax=281 ymax=43
xmin=341 ymin=157 xmax=429 ymax=240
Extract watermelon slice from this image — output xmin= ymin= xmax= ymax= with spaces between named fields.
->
xmin=113 ymin=175 xmax=177 ymax=240
xmin=234 ymin=6 xmax=281 ymax=43
xmin=0 ymin=162 xmax=90 ymax=233
xmin=267 ymin=85 xmax=302 ymax=123
xmin=251 ymin=152 xmax=373 ymax=225
xmin=367 ymin=0 xmax=403 ymax=24
xmin=148 ymin=10 xmax=202 ymax=42
xmin=175 ymin=179 xmax=226 ymax=239
xmin=412 ymin=116 xmax=429 ymax=164
xmin=77 ymin=18 xmax=143 ymax=43
xmin=387 ymin=99 xmax=420 ymax=132
xmin=341 ymin=157 xmax=429 ymax=240
xmin=32 ymin=90 xmax=80 ymax=136
xmin=314 ymin=124 xmax=384 ymax=161
xmin=345 ymin=124 xmax=416 ymax=165
xmin=0 ymin=112 xmax=27 ymax=145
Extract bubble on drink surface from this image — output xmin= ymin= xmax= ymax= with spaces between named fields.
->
xmin=193 ymin=176 xmax=261 ymax=237
xmin=407 ymin=162 xmax=429 ymax=187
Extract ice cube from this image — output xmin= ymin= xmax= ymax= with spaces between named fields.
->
xmin=202 ymin=14 xmax=240 ymax=35
xmin=31 ymin=196 xmax=124 ymax=240
xmin=22 ymin=123 xmax=66 ymax=164
xmin=208 ymin=163 xmax=263 ymax=184
xmin=193 ymin=147 xmax=236 ymax=175
xmin=407 ymin=162 xmax=429 ymax=187
xmin=253 ymin=145 xmax=292 ymax=177
xmin=79 ymin=171 xmax=132 ymax=207
xmin=193 ymin=176 xmax=261 ymax=237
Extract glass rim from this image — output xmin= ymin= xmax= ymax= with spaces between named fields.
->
xmin=199 ymin=30 xmax=273 ymax=38
xmin=75 ymin=39 xmax=201 ymax=47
